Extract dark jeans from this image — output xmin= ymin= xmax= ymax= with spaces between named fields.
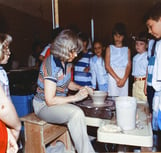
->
xmin=147 ymin=86 xmax=161 ymax=150
xmin=147 ymin=85 xmax=155 ymax=114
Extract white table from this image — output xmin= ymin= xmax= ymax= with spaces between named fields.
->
xmin=85 ymin=102 xmax=153 ymax=152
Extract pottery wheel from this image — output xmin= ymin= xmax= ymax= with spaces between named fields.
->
xmin=74 ymin=98 xmax=116 ymax=119
xmin=76 ymin=99 xmax=115 ymax=108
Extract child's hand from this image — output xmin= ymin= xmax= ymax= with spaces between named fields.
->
xmin=117 ymin=78 xmax=126 ymax=87
xmin=84 ymin=67 xmax=90 ymax=72
xmin=6 ymin=128 xmax=18 ymax=153
xmin=144 ymin=81 xmax=147 ymax=96
xmin=115 ymin=77 xmax=121 ymax=86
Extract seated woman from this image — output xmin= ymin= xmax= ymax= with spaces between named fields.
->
xmin=32 ymin=29 xmax=95 ymax=153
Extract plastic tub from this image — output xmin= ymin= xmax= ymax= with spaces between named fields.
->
xmin=115 ymin=96 xmax=137 ymax=130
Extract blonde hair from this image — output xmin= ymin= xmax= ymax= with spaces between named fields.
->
xmin=0 ymin=34 xmax=12 ymax=61
xmin=50 ymin=29 xmax=83 ymax=61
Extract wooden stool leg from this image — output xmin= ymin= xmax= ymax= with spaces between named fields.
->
xmin=24 ymin=122 xmax=46 ymax=153
xmin=50 ymin=131 xmax=75 ymax=152
xmin=141 ymin=147 xmax=152 ymax=152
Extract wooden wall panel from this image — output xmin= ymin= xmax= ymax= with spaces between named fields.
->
xmin=0 ymin=4 xmax=52 ymax=67
xmin=0 ymin=0 xmax=160 ymax=67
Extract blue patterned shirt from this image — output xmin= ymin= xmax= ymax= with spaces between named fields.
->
xmin=34 ymin=55 xmax=72 ymax=102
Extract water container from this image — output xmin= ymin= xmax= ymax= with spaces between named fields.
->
xmin=115 ymin=96 xmax=137 ymax=130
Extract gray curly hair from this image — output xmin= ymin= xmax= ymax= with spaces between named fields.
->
xmin=50 ymin=29 xmax=83 ymax=61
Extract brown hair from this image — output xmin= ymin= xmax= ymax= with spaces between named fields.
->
xmin=144 ymin=2 xmax=161 ymax=22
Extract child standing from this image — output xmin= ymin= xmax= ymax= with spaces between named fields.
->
xmin=28 ymin=41 xmax=42 ymax=68
xmin=90 ymin=40 xmax=108 ymax=92
xmin=144 ymin=2 xmax=161 ymax=151
xmin=132 ymin=32 xmax=148 ymax=101
xmin=74 ymin=32 xmax=93 ymax=86
xmin=0 ymin=33 xmax=21 ymax=153
xmin=0 ymin=34 xmax=12 ymax=98
xmin=105 ymin=22 xmax=131 ymax=96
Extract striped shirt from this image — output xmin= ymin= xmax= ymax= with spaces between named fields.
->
xmin=34 ymin=55 xmax=72 ymax=102
xmin=74 ymin=50 xmax=92 ymax=86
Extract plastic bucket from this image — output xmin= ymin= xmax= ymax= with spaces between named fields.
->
xmin=115 ymin=96 xmax=137 ymax=130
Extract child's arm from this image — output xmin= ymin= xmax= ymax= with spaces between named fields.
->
xmin=90 ymin=58 xmax=97 ymax=89
xmin=0 ymin=86 xmax=21 ymax=141
xmin=144 ymin=68 xmax=148 ymax=96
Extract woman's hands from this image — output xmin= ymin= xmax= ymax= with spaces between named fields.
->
xmin=74 ymin=88 xmax=88 ymax=102
xmin=73 ymin=86 xmax=94 ymax=102
xmin=85 ymin=86 xmax=94 ymax=95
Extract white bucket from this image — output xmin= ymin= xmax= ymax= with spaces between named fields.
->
xmin=115 ymin=96 xmax=137 ymax=131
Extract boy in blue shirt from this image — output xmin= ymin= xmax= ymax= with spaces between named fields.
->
xmin=144 ymin=2 xmax=161 ymax=151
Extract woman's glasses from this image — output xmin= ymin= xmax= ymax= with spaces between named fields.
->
xmin=69 ymin=48 xmax=77 ymax=57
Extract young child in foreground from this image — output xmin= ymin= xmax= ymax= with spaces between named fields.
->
xmin=0 ymin=33 xmax=21 ymax=153
xmin=144 ymin=2 xmax=161 ymax=151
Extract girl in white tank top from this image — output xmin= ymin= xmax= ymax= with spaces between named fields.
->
xmin=105 ymin=22 xmax=131 ymax=96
